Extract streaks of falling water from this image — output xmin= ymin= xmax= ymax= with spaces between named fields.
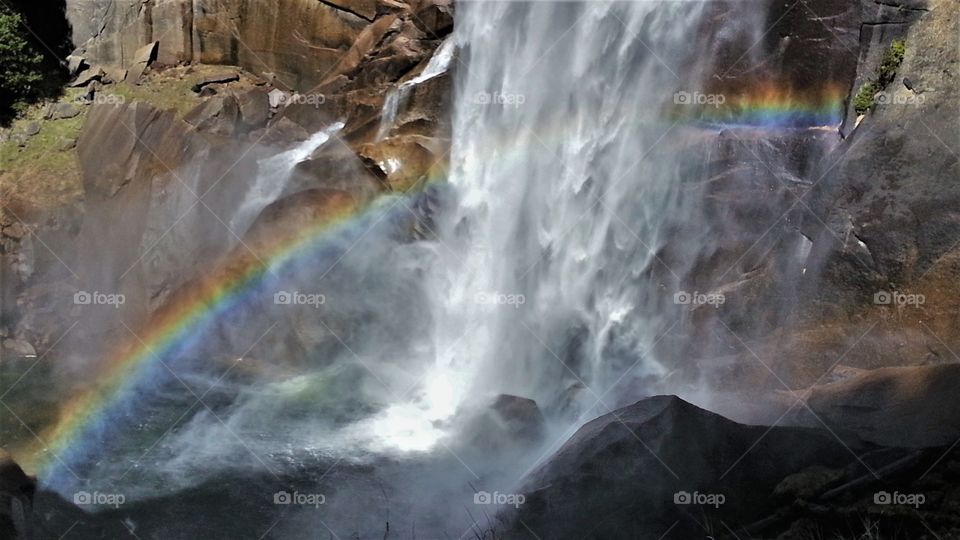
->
xmin=364 ymin=1 xmax=723 ymax=452
xmin=376 ymin=38 xmax=457 ymax=141
xmin=231 ymin=122 xmax=345 ymax=234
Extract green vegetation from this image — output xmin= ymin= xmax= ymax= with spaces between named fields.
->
xmin=0 ymin=5 xmax=46 ymax=123
xmin=853 ymin=39 xmax=907 ymax=115
xmin=877 ymin=39 xmax=906 ymax=87
xmin=0 ymin=89 xmax=87 ymax=207
xmin=853 ymin=81 xmax=879 ymax=115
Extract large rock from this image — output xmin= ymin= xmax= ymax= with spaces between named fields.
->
xmin=797 ymin=364 xmax=960 ymax=448
xmin=505 ymin=396 xmax=856 ymax=539
xmin=0 ymin=451 xmax=35 ymax=540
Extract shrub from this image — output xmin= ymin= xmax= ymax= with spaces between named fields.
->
xmin=0 ymin=5 xmax=45 ymax=121
xmin=854 ymin=81 xmax=878 ymax=115
xmin=853 ymin=40 xmax=907 ymax=115
xmin=876 ymin=39 xmax=906 ymax=87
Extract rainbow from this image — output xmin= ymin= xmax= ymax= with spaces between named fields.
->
xmin=32 ymin=171 xmax=446 ymax=488
xmin=669 ymin=82 xmax=847 ymax=128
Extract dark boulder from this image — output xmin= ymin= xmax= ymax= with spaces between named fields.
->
xmin=504 ymin=396 xmax=856 ymax=539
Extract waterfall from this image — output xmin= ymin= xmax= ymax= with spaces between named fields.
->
xmin=230 ymin=121 xmax=345 ymax=234
xmin=376 ymin=38 xmax=456 ymax=140
xmin=364 ymin=1 xmax=723 ymax=452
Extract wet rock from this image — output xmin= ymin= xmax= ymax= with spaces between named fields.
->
xmin=260 ymin=117 xmax=310 ymax=145
xmin=358 ymin=134 xmax=444 ymax=191
xmin=490 ymin=394 xmax=547 ymax=441
xmin=807 ymin=0 xmax=959 ymax=297
xmin=505 ymin=395 xmax=854 ymax=539
xmin=799 ymin=364 xmax=960 ymax=448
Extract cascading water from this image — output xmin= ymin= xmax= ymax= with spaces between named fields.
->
xmin=366 ymin=1 xmax=719 ymax=452
xmin=376 ymin=38 xmax=457 ymax=140
xmin=22 ymin=0 xmax=848 ymax=537
xmin=231 ymin=122 xmax=345 ymax=233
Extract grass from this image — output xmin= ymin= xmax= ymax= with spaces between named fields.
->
xmin=0 ymin=88 xmax=88 ymax=207
xmin=0 ymin=64 xmax=247 ymax=209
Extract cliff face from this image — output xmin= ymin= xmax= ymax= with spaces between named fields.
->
xmin=2 ymin=0 xmax=452 ymax=364
xmin=65 ymin=0 xmax=452 ymax=90
xmin=658 ymin=0 xmax=960 ymax=394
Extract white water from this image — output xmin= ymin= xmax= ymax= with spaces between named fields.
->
xmin=362 ymin=1 xmax=721 ymax=454
xmin=376 ymin=38 xmax=457 ymax=140
xmin=230 ymin=121 xmax=345 ymax=233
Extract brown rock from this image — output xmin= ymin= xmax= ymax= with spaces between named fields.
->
xmin=70 ymin=66 xmax=105 ymax=87
xmin=191 ymin=72 xmax=241 ymax=93
xmin=183 ymin=95 xmax=241 ymax=136
xmin=801 ymin=364 xmax=960 ymax=448
xmin=237 ymin=88 xmax=271 ymax=129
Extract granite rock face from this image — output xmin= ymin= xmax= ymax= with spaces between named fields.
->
xmin=66 ymin=0 xmax=408 ymax=90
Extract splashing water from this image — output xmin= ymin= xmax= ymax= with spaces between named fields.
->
xmin=25 ymin=1 xmax=849 ymax=536
xmin=231 ymin=122 xmax=345 ymax=233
